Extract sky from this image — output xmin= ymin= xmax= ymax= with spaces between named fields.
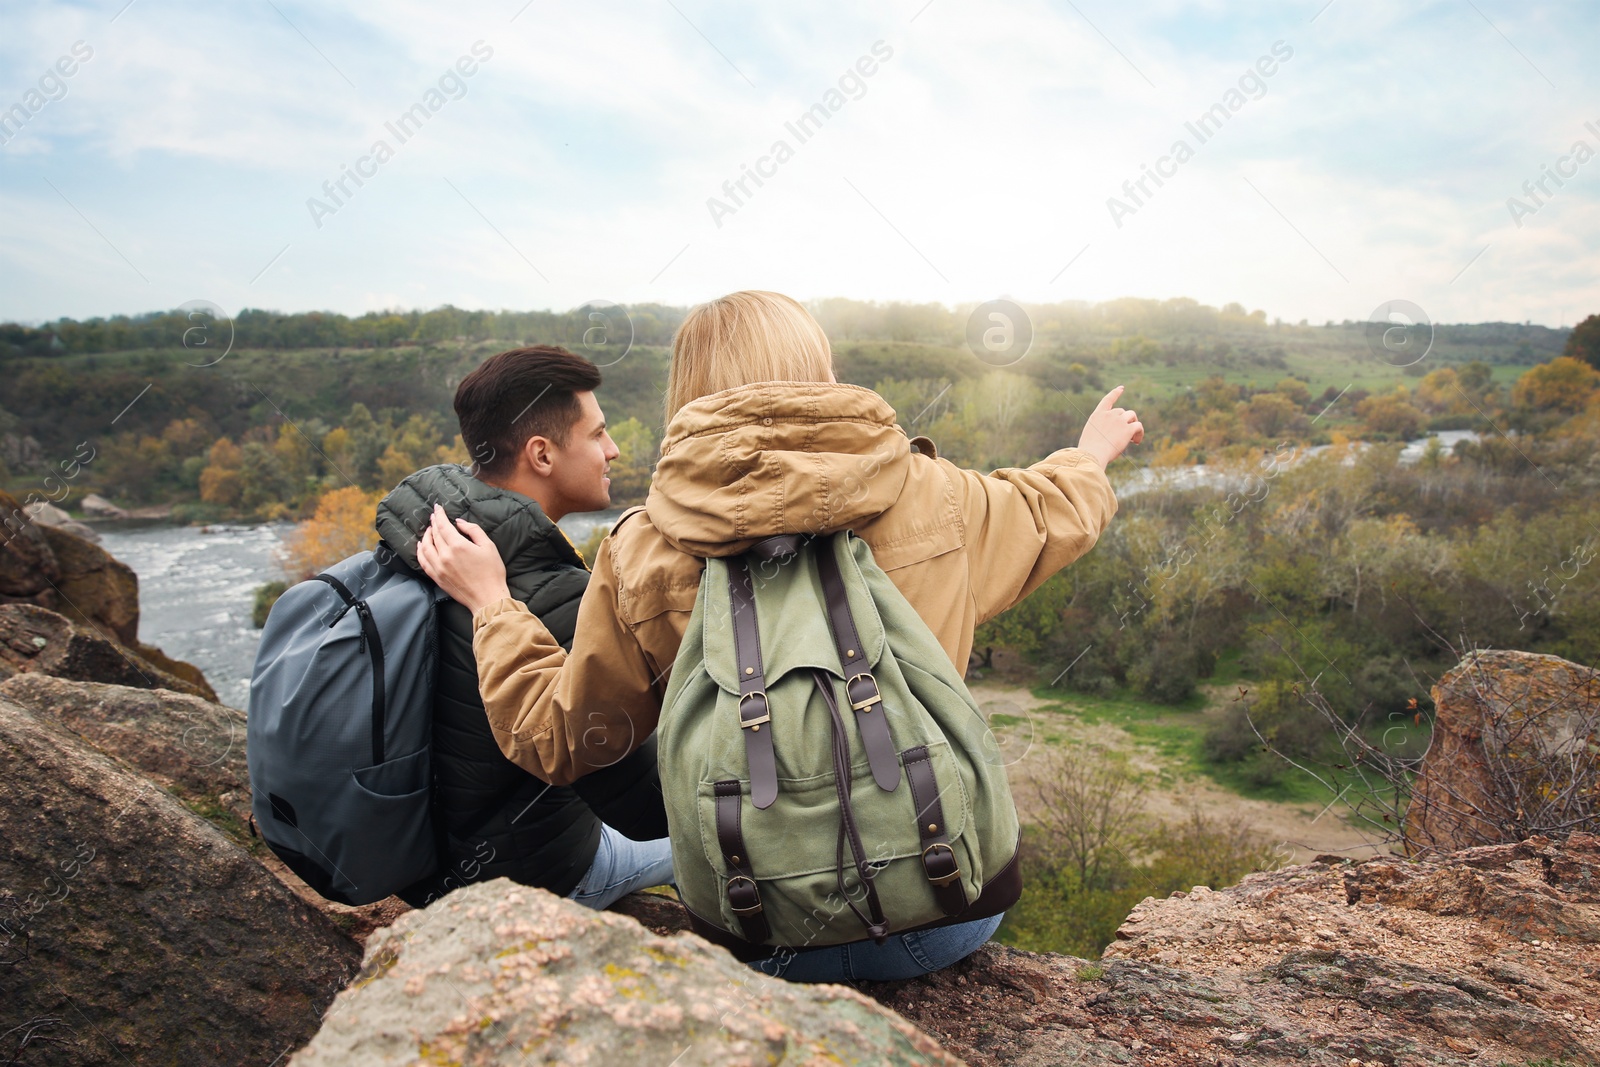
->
xmin=1 ymin=0 xmax=1597 ymax=328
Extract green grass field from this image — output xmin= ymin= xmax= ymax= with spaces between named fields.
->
xmin=1026 ymin=679 xmax=1414 ymax=816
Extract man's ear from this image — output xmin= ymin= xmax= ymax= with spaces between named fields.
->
xmin=522 ymin=434 xmax=555 ymax=476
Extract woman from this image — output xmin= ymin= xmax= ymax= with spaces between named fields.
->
xmin=417 ymin=290 xmax=1142 ymax=981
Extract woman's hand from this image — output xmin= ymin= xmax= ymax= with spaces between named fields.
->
xmin=1078 ymin=386 xmax=1144 ymax=469
xmin=415 ymin=504 xmax=511 ymax=613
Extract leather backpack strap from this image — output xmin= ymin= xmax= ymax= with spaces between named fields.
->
xmin=813 ymin=669 xmax=890 ymax=942
xmin=727 ymin=559 xmax=778 ymax=810
xmin=902 ymin=745 xmax=969 ymax=917
xmin=814 ymin=536 xmax=900 ymax=793
xmin=714 ymin=780 xmax=771 ymax=943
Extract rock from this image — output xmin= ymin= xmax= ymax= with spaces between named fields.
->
xmin=1080 ymin=836 xmax=1600 ymax=1067
xmin=1346 ymin=835 xmax=1600 ymax=938
xmin=1 ymin=493 xmax=215 ymax=697
xmin=290 ymin=879 xmax=960 ymax=1067
xmin=0 ymin=489 xmax=145 ymax=650
xmin=0 ymin=672 xmax=411 ymax=946
xmin=1408 ymin=650 xmax=1600 ymax=854
xmin=38 ymin=522 xmax=140 ymax=644
xmin=0 ymin=695 xmax=361 ymax=1066
xmin=0 ymin=672 xmax=250 ymax=828
xmin=540 ymin=836 xmax=1600 ymax=1066
xmin=0 ymin=602 xmax=215 ymax=700
xmin=22 ymin=500 xmax=100 ymax=542
xmin=78 ymin=492 xmax=128 ymax=518
xmin=0 ymin=489 xmax=59 ymax=598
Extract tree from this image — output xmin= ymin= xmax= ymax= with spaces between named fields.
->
xmin=279 ymin=486 xmax=384 ymax=579
xmin=198 ymin=436 xmax=244 ymax=507
xmin=1565 ymin=313 xmax=1600 ymax=371
xmin=1273 ymin=378 xmax=1312 ymax=408
xmin=1513 ymin=356 xmax=1600 ymax=415
xmin=1021 ymin=744 xmax=1147 ymax=887
xmin=1356 ymin=391 xmax=1424 ymax=439
xmin=1196 ymin=375 xmax=1240 ymax=412
xmin=1240 ymin=393 xmax=1303 ymax=439
xmin=607 ymin=416 xmax=657 ymax=505
xmin=238 ymin=441 xmax=294 ymax=516
xmin=272 ymin=422 xmax=320 ymax=498
xmin=1413 ymin=367 xmax=1472 ymax=415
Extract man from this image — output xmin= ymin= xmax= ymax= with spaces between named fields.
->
xmin=374 ymin=344 xmax=672 ymax=910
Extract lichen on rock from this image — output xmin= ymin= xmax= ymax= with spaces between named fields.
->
xmin=291 ymin=879 xmax=961 ymax=1066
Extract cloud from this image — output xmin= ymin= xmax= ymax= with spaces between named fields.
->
xmin=0 ymin=0 xmax=1595 ymax=326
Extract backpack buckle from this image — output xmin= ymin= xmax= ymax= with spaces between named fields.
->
xmin=738 ymin=691 xmax=771 ymax=729
xmin=726 ymin=875 xmax=764 ymax=914
xmin=846 ymin=673 xmax=881 ymax=712
xmin=921 ymin=842 xmax=962 ymax=887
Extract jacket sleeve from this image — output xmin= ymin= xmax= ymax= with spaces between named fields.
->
xmin=470 ymin=542 xmax=662 ymax=786
xmin=947 ymin=445 xmax=1118 ymax=625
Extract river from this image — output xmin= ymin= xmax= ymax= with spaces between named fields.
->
xmin=1115 ymin=429 xmax=1481 ymax=497
xmin=98 ymin=508 xmax=623 ymax=711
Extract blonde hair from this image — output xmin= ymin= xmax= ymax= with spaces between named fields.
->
xmin=665 ymin=291 xmax=834 ymax=423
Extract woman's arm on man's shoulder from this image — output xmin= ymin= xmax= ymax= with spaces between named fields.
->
xmin=470 ymin=554 xmax=662 ymax=785
xmin=416 ymin=504 xmax=660 ymax=785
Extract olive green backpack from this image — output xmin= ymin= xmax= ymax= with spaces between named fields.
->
xmin=658 ymin=531 xmax=1021 ymax=955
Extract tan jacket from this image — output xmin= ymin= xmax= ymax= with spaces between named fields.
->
xmin=472 ymin=382 xmax=1118 ymax=784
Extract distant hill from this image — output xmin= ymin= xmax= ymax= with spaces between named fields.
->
xmin=0 ymin=298 xmax=1571 ymax=462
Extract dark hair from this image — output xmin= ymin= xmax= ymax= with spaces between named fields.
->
xmin=454 ymin=346 xmax=602 ymax=478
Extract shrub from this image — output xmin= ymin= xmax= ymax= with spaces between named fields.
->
xmin=252 ymin=580 xmax=289 ymax=628
xmin=1129 ymin=639 xmax=1199 ymax=705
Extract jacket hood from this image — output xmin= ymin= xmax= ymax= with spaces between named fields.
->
xmin=375 ymin=464 xmax=585 ymax=589
xmin=645 ymin=382 xmax=913 ymax=557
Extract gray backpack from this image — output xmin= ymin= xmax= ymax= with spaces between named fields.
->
xmin=247 ymin=548 xmax=445 ymax=905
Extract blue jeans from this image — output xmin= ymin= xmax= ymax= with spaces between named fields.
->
xmin=567 ymin=825 xmax=676 ymax=911
xmin=751 ymin=913 xmax=1003 ymax=983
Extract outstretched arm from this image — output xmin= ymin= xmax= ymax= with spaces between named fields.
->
xmin=953 ymin=386 xmax=1140 ymax=622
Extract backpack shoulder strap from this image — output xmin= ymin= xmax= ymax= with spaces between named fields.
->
xmin=727 ymin=557 xmax=777 ymax=810
xmin=312 ymin=572 xmax=388 ymax=765
xmin=814 ymin=536 xmax=900 ymax=792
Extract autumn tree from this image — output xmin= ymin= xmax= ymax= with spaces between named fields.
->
xmin=375 ymin=413 xmax=449 ymax=489
xmin=1196 ymin=375 xmax=1241 ymax=412
xmin=1356 ymin=390 xmax=1424 ymax=439
xmin=280 ymin=485 xmax=384 ymax=579
xmin=199 ymin=437 xmax=244 ymax=507
xmin=1565 ymin=313 xmax=1600 ymax=371
xmin=320 ymin=426 xmax=355 ymax=484
xmin=1240 ymin=392 xmax=1304 ymax=439
xmin=272 ymin=422 xmax=320 ymax=497
xmin=1272 ymin=378 xmax=1312 ymax=409
xmin=1513 ymin=356 xmax=1600 ymax=415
